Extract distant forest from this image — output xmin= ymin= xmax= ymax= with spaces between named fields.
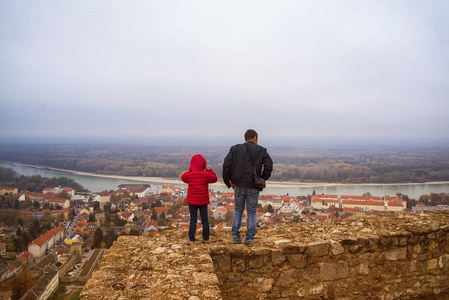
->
xmin=0 ymin=167 xmax=87 ymax=193
xmin=1 ymin=143 xmax=449 ymax=184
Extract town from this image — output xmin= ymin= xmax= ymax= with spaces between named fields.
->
xmin=0 ymin=183 xmax=445 ymax=299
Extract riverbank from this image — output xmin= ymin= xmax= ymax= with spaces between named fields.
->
xmin=3 ymin=162 xmax=449 ymax=198
xmin=6 ymin=162 xmax=449 ymax=188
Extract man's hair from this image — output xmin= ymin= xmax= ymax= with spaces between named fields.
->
xmin=244 ymin=129 xmax=258 ymax=141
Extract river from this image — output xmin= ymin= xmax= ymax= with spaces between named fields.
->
xmin=1 ymin=162 xmax=449 ymax=199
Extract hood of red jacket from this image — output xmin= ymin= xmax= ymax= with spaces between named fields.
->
xmin=190 ymin=154 xmax=206 ymax=172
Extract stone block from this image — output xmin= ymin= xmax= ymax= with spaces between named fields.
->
xmin=310 ymin=283 xmax=324 ymax=295
xmin=306 ymin=240 xmax=329 ymax=257
xmin=399 ymin=237 xmax=408 ymax=246
xmin=330 ymin=240 xmax=345 ymax=256
xmin=213 ymin=254 xmax=231 ymax=272
xmin=361 ymin=253 xmax=374 ymax=261
xmin=410 ymin=260 xmax=417 ymax=272
xmin=367 ymin=236 xmax=379 ymax=251
xmin=282 ymin=244 xmax=299 ymax=254
xmin=386 ymin=247 xmax=407 ymax=261
xmin=359 ymin=263 xmax=369 ymax=275
xmin=249 ymin=256 xmax=267 ymax=269
xmin=277 ymin=269 xmax=299 ymax=287
xmin=248 ymin=278 xmax=274 ymax=295
xmin=281 ymin=290 xmax=294 ymax=297
xmin=296 ymin=287 xmax=305 ymax=297
xmin=227 ymin=272 xmax=244 ymax=283
xmin=438 ymin=254 xmax=449 ymax=272
xmin=321 ymin=261 xmax=349 ymax=281
xmin=271 ymin=250 xmax=286 ymax=266
xmin=286 ymin=254 xmax=306 ymax=269
xmin=436 ymin=230 xmax=445 ymax=242
xmin=348 ymin=244 xmax=360 ymax=254
xmin=233 ymin=258 xmax=245 ymax=272
xmin=424 ymin=259 xmax=438 ymax=270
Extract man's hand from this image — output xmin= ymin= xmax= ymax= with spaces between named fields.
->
xmin=229 ymin=180 xmax=234 ymax=189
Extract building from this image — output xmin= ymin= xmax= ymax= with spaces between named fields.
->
xmin=280 ymin=200 xmax=304 ymax=214
xmin=28 ymin=236 xmax=48 ymax=257
xmin=49 ymin=198 xmax=70 ymax=209
xmin=212 ymin=207 xmax=228 ymax=219
xmin=21 ymin=267 xmax=59 ymax=300
xmin=0 ymin=187 xmax=18 ymax=195
xmin=0 ymin=242 xmax=6 ymax=256
xmin=28 ymin=227 xmax=64 ymax=258
xmin=311 ymin=195 xmax=340 ymax=209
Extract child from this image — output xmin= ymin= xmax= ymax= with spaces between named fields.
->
xmin=180 ymin=154 xmax=217 ymax=243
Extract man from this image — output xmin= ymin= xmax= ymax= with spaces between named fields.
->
xmin=222 ymin=129 xmax=273 ymax=247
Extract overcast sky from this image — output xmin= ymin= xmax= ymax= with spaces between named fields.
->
xmin=1 ymin=1 xmax=448 ymax=145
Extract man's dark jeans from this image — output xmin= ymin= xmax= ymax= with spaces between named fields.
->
xmin=188 ymin=204 xmax=210 ymax=242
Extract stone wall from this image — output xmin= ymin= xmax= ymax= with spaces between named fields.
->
xmin=80 ymin=211 xmax=449 ymax=300
xmin=58 ymin=253 xmax=81 ymax=278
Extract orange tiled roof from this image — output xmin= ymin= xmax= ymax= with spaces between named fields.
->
xmin=154 ymin=207 xmax=170 ymax=214
xmin=388 ymin=199 xmax=404 ymax=207
xmin=29 ymin=236 xmax=47 ymax=247
xmin=342 ymin=200 xmax=384 ymax=206
xmin=341 ymin=195 xmax=382 ymax=201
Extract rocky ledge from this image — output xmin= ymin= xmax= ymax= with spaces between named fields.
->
xmin=80 ymin=211 xmax=449 ymax=299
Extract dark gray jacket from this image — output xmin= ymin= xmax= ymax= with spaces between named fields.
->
xmin=222 ymin=141 xmax=273 ymax=190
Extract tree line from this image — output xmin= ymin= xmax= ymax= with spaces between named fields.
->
xmin=1 ymin=143 xmax=449 ymax=183
xmin=0 ymin=167 xmax=87 ymax=192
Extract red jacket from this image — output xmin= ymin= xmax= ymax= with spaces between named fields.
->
xmin=181 ymin=154 xmax=217 ymax=206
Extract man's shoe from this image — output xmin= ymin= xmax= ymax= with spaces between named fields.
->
xmin=244 ymin=240 xmax=254 ymax=247
xmin=202 ymin=239 xmax=210 ymax=244
xmin=187 ymin=239 xmax=196 ymax=245
xmin=232 ymin=236 xmax=242 ymax=244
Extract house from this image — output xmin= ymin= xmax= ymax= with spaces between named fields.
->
xmin=21 ymin=267 xmax=59 ymax=300
xmin=161 ymin=199 xmax=177 ymax=207
xmin=143 ymin=220 xmax=159 ymax=234
xmin=0 ymin=187 xmax=18 ymax=195
xmin=49 ymin=198 xmax=70 ymax=209
xmin=342 ymin=207 xmax=358 ymax=216
xmin=74 ymin=221 xmax=88 ymax=234
xmin=27 ymin=226 xmax=64 ymax=257
xmin=63 ymin=188 xmax=75 ymax=197
xmin=340 ymin=195 xmax=385 ymax=211
xmin=42 ymin=188 xmax=58 ymax=194
xmin=180 ymin=206 xmax=189 ymax=218
xmin=386 ymin=198 xmax=406 ymax=212
xmin=341 ymin=199 xmax=385 ymax=211
xmin=120 ymin=212 xmax=135 ymax=223
xmin=28 ymin=236 xmax=48 ymax=257
xmin=17 ymin=193 xmax=27 ymax=202
xmin=79 ymin=207 xmax=91 ymax=216
xmin=17 ymin=251 xmax=33 ymax=264
xmin=0 ymin=242 xmax=6 ymax=256
xmin=26 ymin=192 xmax=52 ymax=200
xmin=71 ymin=194 xmax=88 ymax=202
xmin=311 ymin=195 xmax=340 ymax=209
xmin=280 ymin=212 xmax=294 ymax=221
xmin=153 ymin=207 xmax=170 ymax=217
xmin=43 ymin=231 xmax=55 ymax=249
xmin=280 ymin=201 xmax=304 ymax=214
xmin=95 ymin=213 xmax=106 ymax=226
xmin=94 ymin=191 xmax=111 ymax=209
xmin=212 ymin=207 xmax=227 ymax=219
xmin=117 ymin=184 xmax=149 ymax=196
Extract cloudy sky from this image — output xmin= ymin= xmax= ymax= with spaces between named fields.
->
xmin=1 ymin=1 xmax=448 ymax=144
